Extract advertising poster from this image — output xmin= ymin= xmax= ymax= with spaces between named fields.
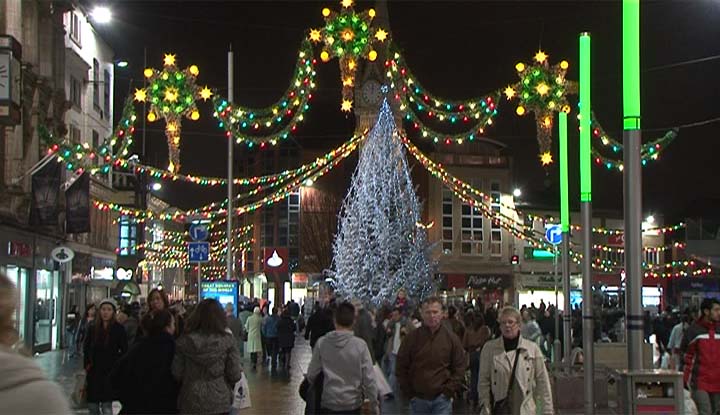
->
xmin=200 ymin=281 xmax=238 ymax=317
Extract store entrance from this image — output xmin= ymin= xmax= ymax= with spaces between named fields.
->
xmin=33 ymin=269 xmax=59 ymax=353
xmin=4 ymin=265 xmax=28 ymax=343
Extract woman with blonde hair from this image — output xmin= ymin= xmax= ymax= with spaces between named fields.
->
xmin=478 ymin=306 xmax=553 ymax=415
xmin=0 ymin=272 xmax=71 ymax=413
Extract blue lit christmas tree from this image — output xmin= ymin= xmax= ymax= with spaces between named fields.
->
xmin=333 ymin=98 xmax=433 ymax=305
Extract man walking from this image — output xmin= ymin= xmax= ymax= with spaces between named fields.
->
xmin=306 ymin=301 xmax=377 ymax=414
xmin=683 ymin=298 xmax=720 ymax=415
xmin=262 ymin=307 xmax=280 ymax=369
xmin=397 ymin=297 xmax=467 ymax=415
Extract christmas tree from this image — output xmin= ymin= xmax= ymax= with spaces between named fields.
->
xmin=333 ymin=98 xmax=434 ymax=305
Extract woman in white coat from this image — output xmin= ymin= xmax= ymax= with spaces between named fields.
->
xmin=478 ymin=306 xmax=554 ymax=415
xmin=245 ymin=307 xmax=264 ymax=371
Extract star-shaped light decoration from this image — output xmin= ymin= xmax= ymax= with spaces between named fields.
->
xmin=540 ymin=151 xmax=554 ymax=166
xmin=503 ymin=86 xmax=516 ymax=100
xmin=135 ymin=54 xmax=205 ymax=172
xmin=505 ymin=51 xmax=576 ymax=166
xmin=375 ymin=28 xmax=388 ymax=42
xmin=309 ymin=29 xmax=322 ymax=42
xmin=199 ymin=86 xmax=213 ymax=101
xmin=134 ymin=88 xmax=147 ymax=102
xmin=163 ymin=53 xmax=177 ymax=67
xmin=313 ymin=1 xmax=386 ymax=110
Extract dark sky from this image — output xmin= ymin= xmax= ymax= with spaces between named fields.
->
xmin=94 ymin=1 xmax=720 ymax=222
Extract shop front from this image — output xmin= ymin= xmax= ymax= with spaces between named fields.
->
xmin=0 ymin=225 xmax=66 ymax=353
xmin=673 ymin=277 xmax=720 ymax=310
xmin=515 ymin=273 xmax=582 ymax=309
xmin=437 ymin=273 xmax=514 ymax=307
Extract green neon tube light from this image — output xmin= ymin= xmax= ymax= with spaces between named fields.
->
xmin=580 ymin=32 xmax=592 ymax=202
xmin=623 ymin=0 xmax=641 ymax=130
xmin=559 ymin=111 xmax=569 ymax=232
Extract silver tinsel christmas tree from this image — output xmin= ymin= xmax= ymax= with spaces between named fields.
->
xmin=333 ymin=98 xmax=434 ymax=305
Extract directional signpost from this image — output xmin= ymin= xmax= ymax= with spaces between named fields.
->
xmin=188 ymin=242 xmax=210 ymax=262
xmin=545 ymin=223 xmax=562 ymax=365
xmin=188 ymin=221 xmax=210 ymax=299
xmin=545 ymin=224 xmax=563 ymax=246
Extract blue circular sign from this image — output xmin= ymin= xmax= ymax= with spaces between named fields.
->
xmin=544 ymin=224 xmax=562 ymax=245
xmin=189 ymin=223 xmax=209 ymax=241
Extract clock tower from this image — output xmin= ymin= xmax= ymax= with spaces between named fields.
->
xmin=353 ymin=0 xmax=401 ymax=135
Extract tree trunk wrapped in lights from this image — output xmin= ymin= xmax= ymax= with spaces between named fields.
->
xmin=333 ymin=98 xmax=433 ymax=305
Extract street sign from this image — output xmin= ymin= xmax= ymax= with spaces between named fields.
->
xmin=188 ymin=241 xmax=210 ymax=262
xmin=545 ymin=224 xmax=562 ymax=245
xmin=189 ymin=223 xmax=209 ymax=241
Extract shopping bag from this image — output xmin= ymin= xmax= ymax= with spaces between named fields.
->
xmin=684 ymin=389 xmax=698 ymax=415
xmin=71 ymin=371 xmax=87 ymax=408
xmin=372 ymin=363 xmax=392 ymax=397
xmin=231 ymin=372 xmax=252 ymax=410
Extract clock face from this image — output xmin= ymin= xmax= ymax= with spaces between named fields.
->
xmin=0 ymin=53 xmax=9 ymax=100
xmin=361 ymin=80 xmax=382 ymax=106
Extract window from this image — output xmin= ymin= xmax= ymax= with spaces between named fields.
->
xmin=70 ymin=76 xmax=82 ymax=109
xmin=103 ymin=69 xmax=111 ymax=116
xmin=118 ymin=216 xmax=137 ymax=256
xmin=262 ymin=208 xmax=274 ymax=247
xmin=288 ymin=191 xmax=300 ymax=261
xmin=244 ymin=249 xmax=254 ymax=273
xmin=69 ymin=12 xmax=81 ymax=46
xmin=70 ymin=125 xmax=81 ymax=144
xmin=92 ymin=130 xmax=100 ymax=166
xmin=644 ymin=249 xmax=660 ymax=266
xmin=490 ymin=182 xmax=502 ymax=256
xmin=442 ymin=188 xmax=453 ymax=254
xmin=92 ymin=59 xmax=100 ymax=111
xmin=461 ymin=179 xmax=483 ymax=255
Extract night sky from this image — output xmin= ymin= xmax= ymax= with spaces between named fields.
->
xmin=93 ymin=1 xmax=720 ymax=222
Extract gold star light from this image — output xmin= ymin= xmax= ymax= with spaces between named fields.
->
xmin=535 ymin=82 xmax=549 ymax=96
xmin=164 ymin=87 xmax=178 ymax=102
xmin=341 ymin=99 xmax=353 ymax=112
xmin=309 ymin=29 xmax=322 ymax=42
xmin=199 ymin=86 xmax=213 ymax=101
xmin=504 ymin=86 xmax=516 ymax=100
xmin=540 ymin=152 xmax=553 ymax=165
xmin=375 ymin=28 xmax=388 ymax=42
xmin=163 ymin=53 xmax=177 ymax=67
xmin=534 ymin=50 xmax=548 ymax=63
xmin=341 ymin=0 xmax=353 ymax=8
xmin=134 ymin=88 xmax=147 ymax=102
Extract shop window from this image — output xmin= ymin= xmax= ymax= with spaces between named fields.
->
xmin=442 ymin=188 xmax=453 ymax=254
xmin=118 ymin=215 xmax=137 ymax=256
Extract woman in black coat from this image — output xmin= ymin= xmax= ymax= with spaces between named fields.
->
xmin=277 ymin=308 xmax=296 ymax=370
xmin=84 ymin=299 xmax=128 ymax=415
xmin=111 ymin=310 xmax=179 ymax=414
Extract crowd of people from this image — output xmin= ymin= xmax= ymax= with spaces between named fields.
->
xmin=3 ymin=268 xmax=720 ymax=414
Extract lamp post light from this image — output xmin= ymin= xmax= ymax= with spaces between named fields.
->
xmin=90 ymin=7 xmax=112 ymax=24
xmin=513 ymin=188 xmax=522 ymax=198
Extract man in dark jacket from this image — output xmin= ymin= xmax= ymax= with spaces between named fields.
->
xmin=305 ymin=301 xmax=335 ymax=348
xmin=277 ymin=308 xmax=296 ymax=371
xmin=682 ymin=298 xmax=720 ymax=415
xmin=397 ymin=297 xmax=466 ymax=415
xmin=352 ymin=299 xmax=376 ymax=362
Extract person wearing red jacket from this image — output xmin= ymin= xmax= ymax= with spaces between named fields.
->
xmin=682 ymin=298 xmax=720 ymax=415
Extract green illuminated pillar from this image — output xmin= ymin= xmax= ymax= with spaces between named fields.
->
xmin=580 ymin=33 xmax=592 ymax=203
xmin=623 ymin=0 xmax=644 ymax=371
xmin=579 ymin=31 xmax=595 ymax=414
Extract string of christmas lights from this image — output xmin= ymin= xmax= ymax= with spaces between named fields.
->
xmin=213 ymin=42 xmax=318 ymax=146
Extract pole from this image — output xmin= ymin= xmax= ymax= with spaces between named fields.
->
xmin=623 ymin=0 xmax=644 ymax=371
xmin=197 ymin=263 xmax=202 ymax=301
xmin=558 ymin=110 xmax=571 ymax=366
xmin=553 ymin=246 xmax=561 ymax=366
xmin=227 ymin=46 xmax=234 ymax=281
xmin=580 ymin=32 xmax=595 ymax=414
xmin=142 ymin=47 xmax=147 ymax=160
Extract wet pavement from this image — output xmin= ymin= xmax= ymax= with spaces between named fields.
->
xmin=35 ymin=336 xmax=442 ymax=415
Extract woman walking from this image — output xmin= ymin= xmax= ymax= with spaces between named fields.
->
xmin=277 ymin=307 xmax=296 ymax=371
xmin=172 ymin=299 xmax=242 ymax=415
xmin=245 ymin=306 xmax=263 ymax=371
xmin=464 ymin=312 xmax=491 ymax=411
xmin=84 ymin=299 xmax=128 ymax=415
xmin=478 ymin=306 xmax=553 ymax=415
xmin=112 ymin=309 xmax=178 ymax=414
